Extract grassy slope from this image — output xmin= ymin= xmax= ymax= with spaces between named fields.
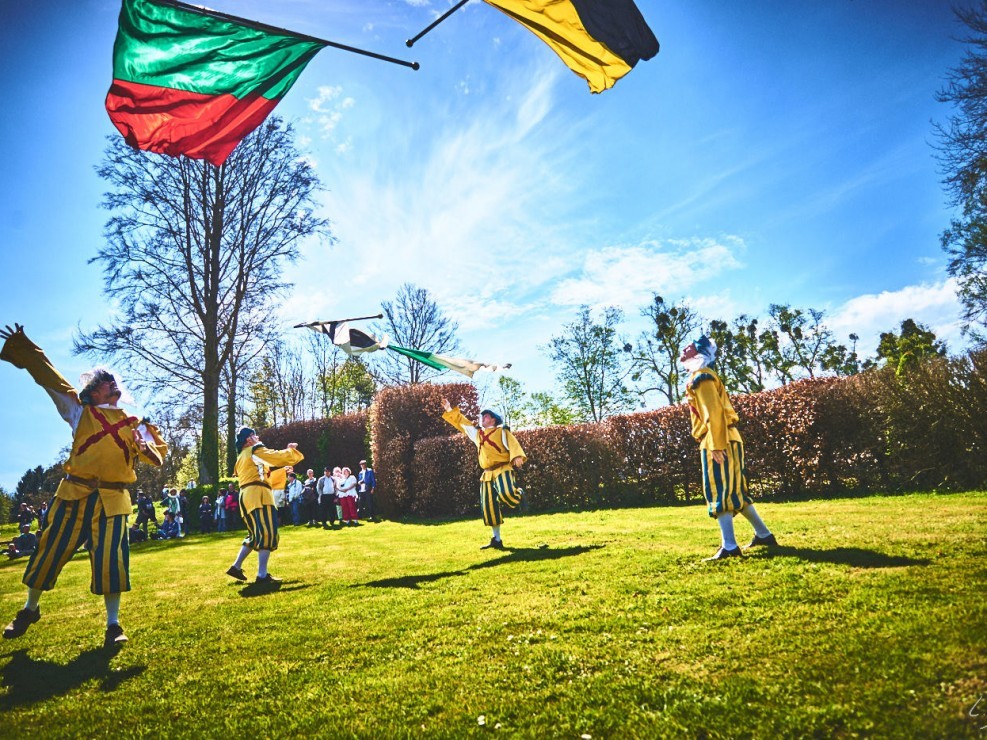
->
xmin=0 ymin=492 xmax=985 ymax=739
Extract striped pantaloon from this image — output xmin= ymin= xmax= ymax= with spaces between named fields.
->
xmin=241 ymin=502 xmax=279 ymax=552
xmin=22 ymin=493 xmax=130 ymax=595
xmin=700 ymin=438 xmax=753 ymax=518
xmin=480 ymin=468 xmax=522 ymax=527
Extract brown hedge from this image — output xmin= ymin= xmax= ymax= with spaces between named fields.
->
xmin=259 ymin=411 xmax=369 ymax=475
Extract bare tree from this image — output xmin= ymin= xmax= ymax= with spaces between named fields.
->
xmin=372 ymin=283 xmax=461 ymax=385
xmin=76 ymin=118 xmax=328 ymax=484
xmin=629 ymin=294 xmax=702 ymax=405
xmin=545 ymin=305 xmax=634 ymax=422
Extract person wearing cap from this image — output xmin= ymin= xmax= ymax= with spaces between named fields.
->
xmin=0 ymin=323 xmax=167 ymax=647
xmin=441 ymin=398 xmax=526 ymax=550
xmin=681 ymin=335 xmax=777 ymax=560
xmin=357 ymin=459 xmax=377 ymax=522
xmin=225 ymin=427 xmax=304 ymax=586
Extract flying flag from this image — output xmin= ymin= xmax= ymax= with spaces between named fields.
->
xmin=387 ymin=346 xmax=512 ymax=379
xmin=482 ymin=0 xmax=658 ymax=93
xmin=299 ymin=320 xmax=389 ymax=355
xmin=105 ymin=0 xmax=326 ymax=165
xmin=297 ymin=319 xmax=510 ymax=379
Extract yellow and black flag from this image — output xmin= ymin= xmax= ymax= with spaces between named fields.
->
xmin=484 ymin=0 xmax=659 ymax=93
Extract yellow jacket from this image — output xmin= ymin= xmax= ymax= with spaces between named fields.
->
xmin=442 ymin=407 xmax=526 ymax=481
xmin=235 ymin=444 xmax=304 ymax=513
xmin=0 ymin=330 xmax=167 ymax=517
xmin=685 ymin=367 xmax=742 ymax=451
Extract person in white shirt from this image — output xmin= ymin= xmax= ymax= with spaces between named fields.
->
xmin=337 ymin=467 xmax=359 ymax=526
xmin=316 ymin=467 xmax=337 ymax=528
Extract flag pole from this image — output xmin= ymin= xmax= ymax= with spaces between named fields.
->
xmin=406 ymin=0 xmax=470 ymax=48
xmin=293 ymin=314 xmax=384 ymax=328
xmin=153 ymin=0 xmax=420 ymax=70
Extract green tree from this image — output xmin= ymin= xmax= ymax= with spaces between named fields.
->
xmin=707 ymin=315 xmax=776 ymax=393
xmin=496 ymin=375 xmax=527 ymax=428
xmin=546 ymin=305 xmax=633 ymax=422
xmin=77 ymin=118 xmax=329 ymax=485
xmin=935 ymin=2 xmax=987 ymax=342
xmin=766 ymin=304 xmax=836 ymax=383
xmin=820 ymin=333 xmax=863 ymax=377
xmin=629 ymin=294 xmax=702 ymax=405
xmin=875 ymin=319 xmax=947 ymax=373
xmin=525 ymin=391 xmax=578 ymax=427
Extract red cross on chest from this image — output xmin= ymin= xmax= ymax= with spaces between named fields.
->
xmin=477 ymin=427 xmax=503 ymax=454
xmin=76 ymin=407 xmax=139 ymax=464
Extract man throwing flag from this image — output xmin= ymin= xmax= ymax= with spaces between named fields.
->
xmin=226 ymin=427 xmax=303 ymax=587
xmin=0 ymin=324 xmax=167 ymax=647
xmin=441 ymin=398 xmax=526 ymax=550
xmin=681 ymin=335 xmax=778 ymax=560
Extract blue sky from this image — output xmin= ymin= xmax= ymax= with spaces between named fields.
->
xmin=0 ymin=0 xmax=971 ymax=491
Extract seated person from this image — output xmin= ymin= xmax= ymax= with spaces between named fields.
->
xmin=6 ymin=524 xmax=38 ymax=558
xmin=155 ymin=511 xmax=181 ymax=540
xmin=129 ymin=524 xmax=148 ymax=543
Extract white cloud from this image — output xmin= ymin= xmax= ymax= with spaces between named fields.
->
xmin=550 ymin=237 xmax=745 ymax=309
xmin=828 ymin=278 xmax=964 ymax=354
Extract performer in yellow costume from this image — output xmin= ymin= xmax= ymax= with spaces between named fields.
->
xmin=681 ymin=335 xmax=777 ymax=560
xmin=442 ymin=399 xmax=526 ymax=550
xmin=0 ymin=324 xmax=167 ymax=646
xmin=226 ymin=427 xmax=303 ymax=586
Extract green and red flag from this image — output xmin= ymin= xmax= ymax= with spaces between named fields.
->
xmin=106 ymin=0 xmax=326 ymax=165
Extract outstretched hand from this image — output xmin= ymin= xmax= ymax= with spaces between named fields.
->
xmin=287 ymin=442 xmax=298 ymax=450
xmin=0 ymin=323 xmax=24 ymax=341
xmin=441 ymin=398 xmax=452 ymax=412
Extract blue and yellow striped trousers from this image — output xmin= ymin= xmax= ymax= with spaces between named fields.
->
xmin=22 ymin=493 xmax=130 ymax=595
xmin=480 ymin=468 xmax=522 ymax=527
xmin=700 ymin=439 xmax=753 ymax=518
xmin=241 ymin=501 xmax=279 ymax=551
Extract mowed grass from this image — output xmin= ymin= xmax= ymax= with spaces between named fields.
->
xmin=0 ymin=492 xmax=985 ymax=739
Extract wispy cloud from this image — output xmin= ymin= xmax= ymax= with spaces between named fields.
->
xmin=306 ymin=86 xmax=356 ymax=139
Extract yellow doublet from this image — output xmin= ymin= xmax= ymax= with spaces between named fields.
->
xmin=442 ymin=407 xmax=526 ymax=481
xmin=0 ymin=331 xmax=167 ymax=517
xmin=235 ymin=444 xmax=304 ymax=514
xmin=685 ymin=368 xmax=742 ymax=451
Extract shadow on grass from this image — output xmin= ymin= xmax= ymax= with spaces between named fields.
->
xmin=0 ymin=647 xmax=145 ymax=708
xmin=360 ymin=544 xmax=605 ymax=590
xmin=238 ymin=581 xmax=312 ymax=598
xmin=755 ymin=545 xmax=930 ymax=568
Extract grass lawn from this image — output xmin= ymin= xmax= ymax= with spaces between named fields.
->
xmin=0 ymin=491 xmax=985 ymax=738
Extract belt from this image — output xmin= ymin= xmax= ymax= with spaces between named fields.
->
xmin=65 ymin=474 xmax=129 ymax=490
xmin=242 ymin=481 xmax=271 ymax=490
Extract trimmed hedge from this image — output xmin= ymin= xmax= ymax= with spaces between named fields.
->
xmin=259 ymin=412 xmax=369 ymax=475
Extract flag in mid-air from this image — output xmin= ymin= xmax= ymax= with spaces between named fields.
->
xmin=299 ymin=320 xmax=510 ymax=379
xmin=483 ymin=0 xmax=658 ymax=93
xmin=105 ymin=0 xmax=326 ymax=165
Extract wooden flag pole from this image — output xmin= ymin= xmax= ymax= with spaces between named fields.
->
xmin=405 ymin=0 xmax=470 ymax=47
xmin=293 ymin=314 xmax=384 ymax=329
xmin=153 ymin=0 xmax=420 ymax=70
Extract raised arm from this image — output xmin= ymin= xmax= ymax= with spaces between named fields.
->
xmin=0 ymin=324 xmax=82 ymax=428
xmin=441 ymin=400 xmax=478 ymax=445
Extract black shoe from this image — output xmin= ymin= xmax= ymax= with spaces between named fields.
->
xmin=255 ymin=574 xmax=282 ymax=586
xmin=104 ymin=622 xmax=128 ymax=648
xmin=705 ymin=546 xmax=742 ymax=561
xmin=747 ymin=533 xmax=778 ymax=548
xmin=481 ymin=538 xmax=505 ymax=550
xmin=226 ymin=565 xmax=247 ymax=581
xmin=3 ymin=607 xmax=40 ymax=639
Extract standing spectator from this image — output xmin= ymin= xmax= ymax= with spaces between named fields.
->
xmin=6 ymin=524 xmax=38 ymax=559
xmin=317 ymin=466 xmax=337 ymax=528
xmin=358 ymin=460 xmax=378 ymax=522
xmin=680 ymin=335 xmax=777 ymax=560
xmin=302 ymin=469 xmax=319 ymax=526
xmin=177 ymin=489 xmax=190 ymax=537
xmin=332 ymin=467 xmax=345 ymax=523
xmin=215 ymin=491 xmax=228 ymax=533
xmin=198 ymin=496 xmax=214 ymax=534
xmin=286 ymin=472 xmax=303 ymax=526
xmin=337 ymin=467 xmax=359 ymax=526
xmin=36 ymin=500 xmax=50 ymax=531
xmin=16 ymin=503 xmax=36 ymax=528
xmin=134 ymin=491 xmax=159 ymax=537
xmin=225 ymin=485 xmax=241 ymax=531
xmin=165 ymin=489 xmax=182 ymax=537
